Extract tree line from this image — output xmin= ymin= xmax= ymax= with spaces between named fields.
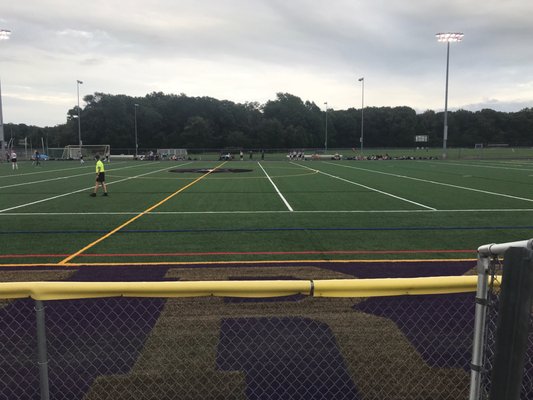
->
xmin=5 ymin=92 xmax=533 ymax=151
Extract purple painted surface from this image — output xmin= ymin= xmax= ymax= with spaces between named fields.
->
xmin=338 ymin=261 xmax=477 ymax=370
xmin=0 ymin=261 xmax=478 ymax=399
xmin=320 ymin=261 xmax=475 ymax=278
xmin=355 ymin=293 xmax=475 ymax=370
xmin=217 ymin=317 xmax=360 ymax=400
xmin=0 ymin=266 xmax=169 ymax=400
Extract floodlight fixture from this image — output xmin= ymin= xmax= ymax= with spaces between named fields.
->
xmin=436 ymin=32 xmax=464 ymax=43
xmin=0 ymin=30 xmax=11 ymax=40
xmin=436 ymin=32 xmax=463 ymax=159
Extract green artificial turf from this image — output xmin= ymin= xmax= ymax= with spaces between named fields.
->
xmin=1 ymin=158 xmax=532 ymax=264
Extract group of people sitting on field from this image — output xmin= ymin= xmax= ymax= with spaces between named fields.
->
xmin=346 ymin=154 xmax=439 ymax=161
xmin=219 ymin=152 xmax=234 ymax=161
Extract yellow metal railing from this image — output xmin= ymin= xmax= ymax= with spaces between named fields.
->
xmin=0 ymin=276 xmax=500 ymax=300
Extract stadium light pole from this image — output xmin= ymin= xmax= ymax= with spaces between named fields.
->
xmin=0 ymin=81 xmax=5 ymax=159
xmin=76 ymin=80 xmax=83 ymax=150
xmin=324 ymin=102 xmax=328 ymax=152
xmin=134 ymin=103 xmax=139 ymax=159
xmin=358 ymin=77 xmax=364 ymax=155
xmin=436 ymin=32 xmax=463 ymax=160
xmin=0 ymin=29 xmax=11 ymax=158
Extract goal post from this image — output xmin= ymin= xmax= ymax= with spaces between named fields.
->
xmin=62 ymin=145 xmax=110 ymax=160
xmin=157 ymin=148 xmax=188 ymax=160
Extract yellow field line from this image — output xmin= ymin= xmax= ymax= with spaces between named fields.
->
xmin=1 ymin=258 xmax=477 ymax=268
xmin=58 ymin=161 xmax=227 ymax=265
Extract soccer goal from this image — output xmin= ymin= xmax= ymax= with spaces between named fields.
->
xmin=62 ymin=145 xmax=110 ymax=160
xmin=157 ymin=148 xmax=188 ymax=160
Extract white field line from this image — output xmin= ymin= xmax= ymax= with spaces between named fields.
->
xmin=258 ymin=162 xmax=294 ymax=211
xmin=2 ymin=208 xmax=533 ymax=216
xmin=0 ymin=161 xmax=128 ymax=179
xmin=325 ymin=161 xmax=533 ymax=204
xmin=292 ymin=162 xmax=436 ymax=211
xmin=0 ymin=162 xmax=192 ymax=214
xmin=0 ymin=163 xmax=151 ymax=190
xmin=417 ymin=160 xmax=533 ymax=172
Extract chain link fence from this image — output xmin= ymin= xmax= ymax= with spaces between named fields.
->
xmin=1 ymin=280 xmax=482 ymax=400
xmin=479 ymin=255 xmax=533 ymax=400
xmin=3 ymin=250 xmax=533 ymax=400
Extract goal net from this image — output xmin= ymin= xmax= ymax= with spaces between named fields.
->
xmin=62 ymin=145 xmax=110 ymax=160
xmin=157 ymin=148 xmax=188 ymax=160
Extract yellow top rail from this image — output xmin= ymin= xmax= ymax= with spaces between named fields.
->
xmin=0 ymin=276 xmax=500 ymax=301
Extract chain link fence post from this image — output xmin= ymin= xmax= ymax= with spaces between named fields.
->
xmin=489 ymin=246 xmax=533 ymax=400
xmin=472 ymin=238 xmax=533 ymax=400
xmin=469 ymin=253 xmax=490 ymax=400
xmin=35 ymin=300 xmax=50 ymax=400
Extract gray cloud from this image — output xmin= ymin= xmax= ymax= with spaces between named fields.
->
xmin=1 ymin=0 xmax=532 ymax=126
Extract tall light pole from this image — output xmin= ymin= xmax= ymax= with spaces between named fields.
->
xmin=0 ymin=29 xmax=11 ymax=157
xmin=134 ymin=104 xmax=139 ymax=159
xmin=0 ymin=81 xmax=5 ymax=158
xmin=324 ymin=102 xmax=328 ymax=152
xmin=436 ymin=32 xmax=463 ymax=160
xmin=76 ymin=80 xmax=83 ymax=151
xmin=358 ymin=77 xmax=364 ymax=155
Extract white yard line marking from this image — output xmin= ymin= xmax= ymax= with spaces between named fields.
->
xmin=0 ymin=162 xmax=128 ymax=179
xmin=293 ymin=162 xmax=436 ymax=210
xmin=258 ymin=162 xmax=294 ymax=211
xmin=0 ymin=163 xmax=150 ymax=190
xmin=417 ymin=160 xmax=533 ymax=172
xmin=325 ymin=162 xmax=533 ymax=204
xmin=0 ymin=162 xmax=193 ymax=213
xmin=2 ymin=208 xmax=533 ymax=217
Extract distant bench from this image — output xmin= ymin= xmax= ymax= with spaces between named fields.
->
xmin=111 ymin=154 xmax=135 ymax=160
xmin=304 ymin=154 xmax=343 ymax=160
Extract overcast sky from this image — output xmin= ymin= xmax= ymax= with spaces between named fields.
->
xmin=1 ymin=0 xmax=532 ymax=127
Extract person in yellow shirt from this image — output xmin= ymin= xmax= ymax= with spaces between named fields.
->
xmin=90 ymin=154 xmax=108 ymax=197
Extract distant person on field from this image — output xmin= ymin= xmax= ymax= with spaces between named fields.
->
xmin=80 ymin=151 xmax=85 ymax=164
xmin=240 ymin=150 xmax=243 ymax=161
xmin=33 ymin=150 xmax=41 ymax=166
xmin=90 ymin=154 xmax=108 ymax=197
xmin=11 ymin=151 xmax=18 ymax=170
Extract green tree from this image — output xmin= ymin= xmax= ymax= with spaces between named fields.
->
xmin=180 ymin=116 xmax=214 ymax=148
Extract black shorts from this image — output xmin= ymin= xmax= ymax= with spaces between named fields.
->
xmin=96 ymin=172 xmax=105 ymax=182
